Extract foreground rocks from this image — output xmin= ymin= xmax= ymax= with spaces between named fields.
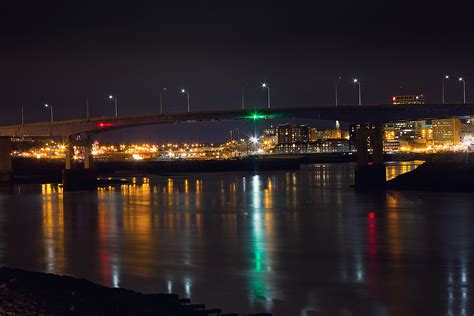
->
xmin=0 ymin=267 xmax=271 ymax=315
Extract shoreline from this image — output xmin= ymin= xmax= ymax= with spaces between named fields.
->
xmin=10 ymin=153 xmax=422 ymax=184
xmin=0 ymin=267 xmax=270 ymax=315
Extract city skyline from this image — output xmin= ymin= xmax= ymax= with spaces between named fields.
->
xmin=1 ymin=1 xmax=474 ymax=141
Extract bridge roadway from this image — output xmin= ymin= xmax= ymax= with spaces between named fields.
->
xmin=0 ymin=103 xmax=474 ymax=138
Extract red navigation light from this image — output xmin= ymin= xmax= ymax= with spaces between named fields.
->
xmin=392 ymin=96 xmax=396 ymax=101
xmin=97 ymin=122 xmax=113 ymax=128
xmin=368 ymin=212 xmax=375 ymax=219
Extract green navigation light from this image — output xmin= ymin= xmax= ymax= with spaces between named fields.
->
xmin=244 ymin=112 xmax=267 ymax=121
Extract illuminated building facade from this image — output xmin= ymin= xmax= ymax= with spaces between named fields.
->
xmin=432 ymin=118 xmax=461 ymax=145
xmin=350 ymin=123 xmax=378 ymax=151
xmin=381 ymin=94 xmax=428 ymax=152
xmin=392 ymin=94 xmax=425 ymax=105
xmin=276 ymin=124 xmax=310 ymax=153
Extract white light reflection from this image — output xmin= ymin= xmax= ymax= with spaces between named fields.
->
xmin=252 ymin=175 xmax=261 ymax=209
xmin=167 ymin=280 xmax=173 ymax=294
xmin=112 ymin=264 xmax=120 ymax=288
xmin=184 ymin=277 xmax=192 ymax=298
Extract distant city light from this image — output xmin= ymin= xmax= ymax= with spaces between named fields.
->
xmin=250 ymin=136 xmax=259 ymax=144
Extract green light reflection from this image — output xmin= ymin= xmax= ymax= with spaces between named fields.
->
xmin=249 ymin=175 xmax=270 ymax=302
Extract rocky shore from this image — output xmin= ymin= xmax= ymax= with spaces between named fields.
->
xmin=0 ymin=267 xmax=271 ymax=316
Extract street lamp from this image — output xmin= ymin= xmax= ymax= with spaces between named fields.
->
xmin=459 ymin=77 xmax=466 ymax=104
xmin=21 ymin=105 xmax=24 ymax=125
xmin=261 ymin=82 xmax=271 ymax=108
xmin=160 ymin=88 xmax=167 ymax=114
xmin=335 ymin=76 xmax=342 ymax=131
xmin=44 ymin=103 xmax=53 ymax=123
xmin=108 ymin=95 xmax=118 ymax=116
xmin=442 ymin=75 xmax=450 ymax=104
xmin=86 ymin=98 xmax=90 ymax=120
xmin=181 ymin=89 xmax=190 ymax=112
xmin=335 ymin=76 xmax=342 ymax=107
xmin=353 ymin=78 xmax=361 ymax=106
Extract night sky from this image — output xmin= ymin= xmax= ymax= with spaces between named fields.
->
xmin=1 ymin=0 xmax=474 ymax=142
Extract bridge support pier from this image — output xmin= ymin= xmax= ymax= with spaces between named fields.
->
xmin=0 ymin=137 xmax=12 ymax=184
xmin=62 ymin=136 xmax=97 ymax=191
xmin=354 ymin=123 xmax=386 ymax=189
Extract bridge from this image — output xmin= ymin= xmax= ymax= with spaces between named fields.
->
xmin=0 ymin=103 xmax=473 ymax=138
xmin=0 ymin=103 xmax=473 ymax=189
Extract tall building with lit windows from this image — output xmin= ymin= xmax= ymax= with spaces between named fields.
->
xmin=432 ymin=118 xmax=461 ymax=145
xmin=276 ymin=124 xmax=310 ymax=153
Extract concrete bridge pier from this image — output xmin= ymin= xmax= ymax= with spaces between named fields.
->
xmin=354 ymin=123 xmax=386 ymax=189
xmin=62 ymin=136 xmax=98 ymax=191
xmin=0 ymin=137 xmax=12 ymax=184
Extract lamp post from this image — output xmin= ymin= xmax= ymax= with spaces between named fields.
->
xmin=335 ymin=76 xmax=342 ymax=107
xmin=353 ymin=78 xmax=361 ymax=106
xmin=261 ymin=82 xmax=271 ymax=108
xmin=241 ymin=85 xmax=245 ymax=110
xmin=335 ymin=76 xmax=342 ymax=130
xmin=21 ymin=106 xmax=24 ymax=125
xmin=442 ymin=75 xmax=450 ymax=104
xmin=86 ymin=98 xmax=90 ymax=120
xmin=44 ymin=103 xmax=53 ymax=123
xmin=108 ymin=95 xmax=118 ymax=116
xmin=181 ymin=89 xmax=190 ymax=112
xmin=459 ymin=77 xmax=466 ymax=104
xmin=160 ymin=88 xmax=167 ymax=114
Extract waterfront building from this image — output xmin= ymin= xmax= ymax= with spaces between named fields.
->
xmin=432 ymin=118 xmax=461 ymax=145
xmin=276 ymin=124 xmax=310 ymax=153
xmin=318 ymin=129 xmax=342 ymax=140
xmin=309 ymin=128 xmax=318 ymax=142
xmin=349 ymin=123 xmax=377 ymax=152
xmin=315 ymin=139 xmax=349 ymax=153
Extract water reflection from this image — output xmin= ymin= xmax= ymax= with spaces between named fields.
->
xmin=0 ymin=163 xmax=472 ymax=315
xmin=41 ymin=184 xmax=64 ymax=274
xmin=385 ymin=160 xmax=424 ymax=180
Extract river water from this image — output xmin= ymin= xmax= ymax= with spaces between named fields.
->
xmin=0 ymin=161 xmax=473 ymax=315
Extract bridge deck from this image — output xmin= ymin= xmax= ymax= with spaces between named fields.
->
xmin=0 ymin=104 xmax=473 ymax=138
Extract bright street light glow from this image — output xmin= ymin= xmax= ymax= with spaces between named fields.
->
xmin=181 ymin=89 xmax=186 ymax=93
xmin=261 ymin=83 xmax=267 ymax=88
xmin=445 ymin=75 xmax=450 ymax=79
xmin=459 ymin=77 xmax=464 ymax=81
xmin=44 ymin=104 xmax=49 ymax=108
xmin=250 ymin=136 xmax=258 ymax=144
xmin=353 ymin=78 xmax=359 ymax=83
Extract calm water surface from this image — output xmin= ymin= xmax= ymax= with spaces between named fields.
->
xmin=0 ymin=162 xmax=473 ymax=316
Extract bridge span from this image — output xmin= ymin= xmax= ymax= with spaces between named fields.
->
xmin=0 ymin=103 xmax=473 ymax=138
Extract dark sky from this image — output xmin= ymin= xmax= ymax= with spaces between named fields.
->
xmin=1 ymin=0 xmax=474 ymax=142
